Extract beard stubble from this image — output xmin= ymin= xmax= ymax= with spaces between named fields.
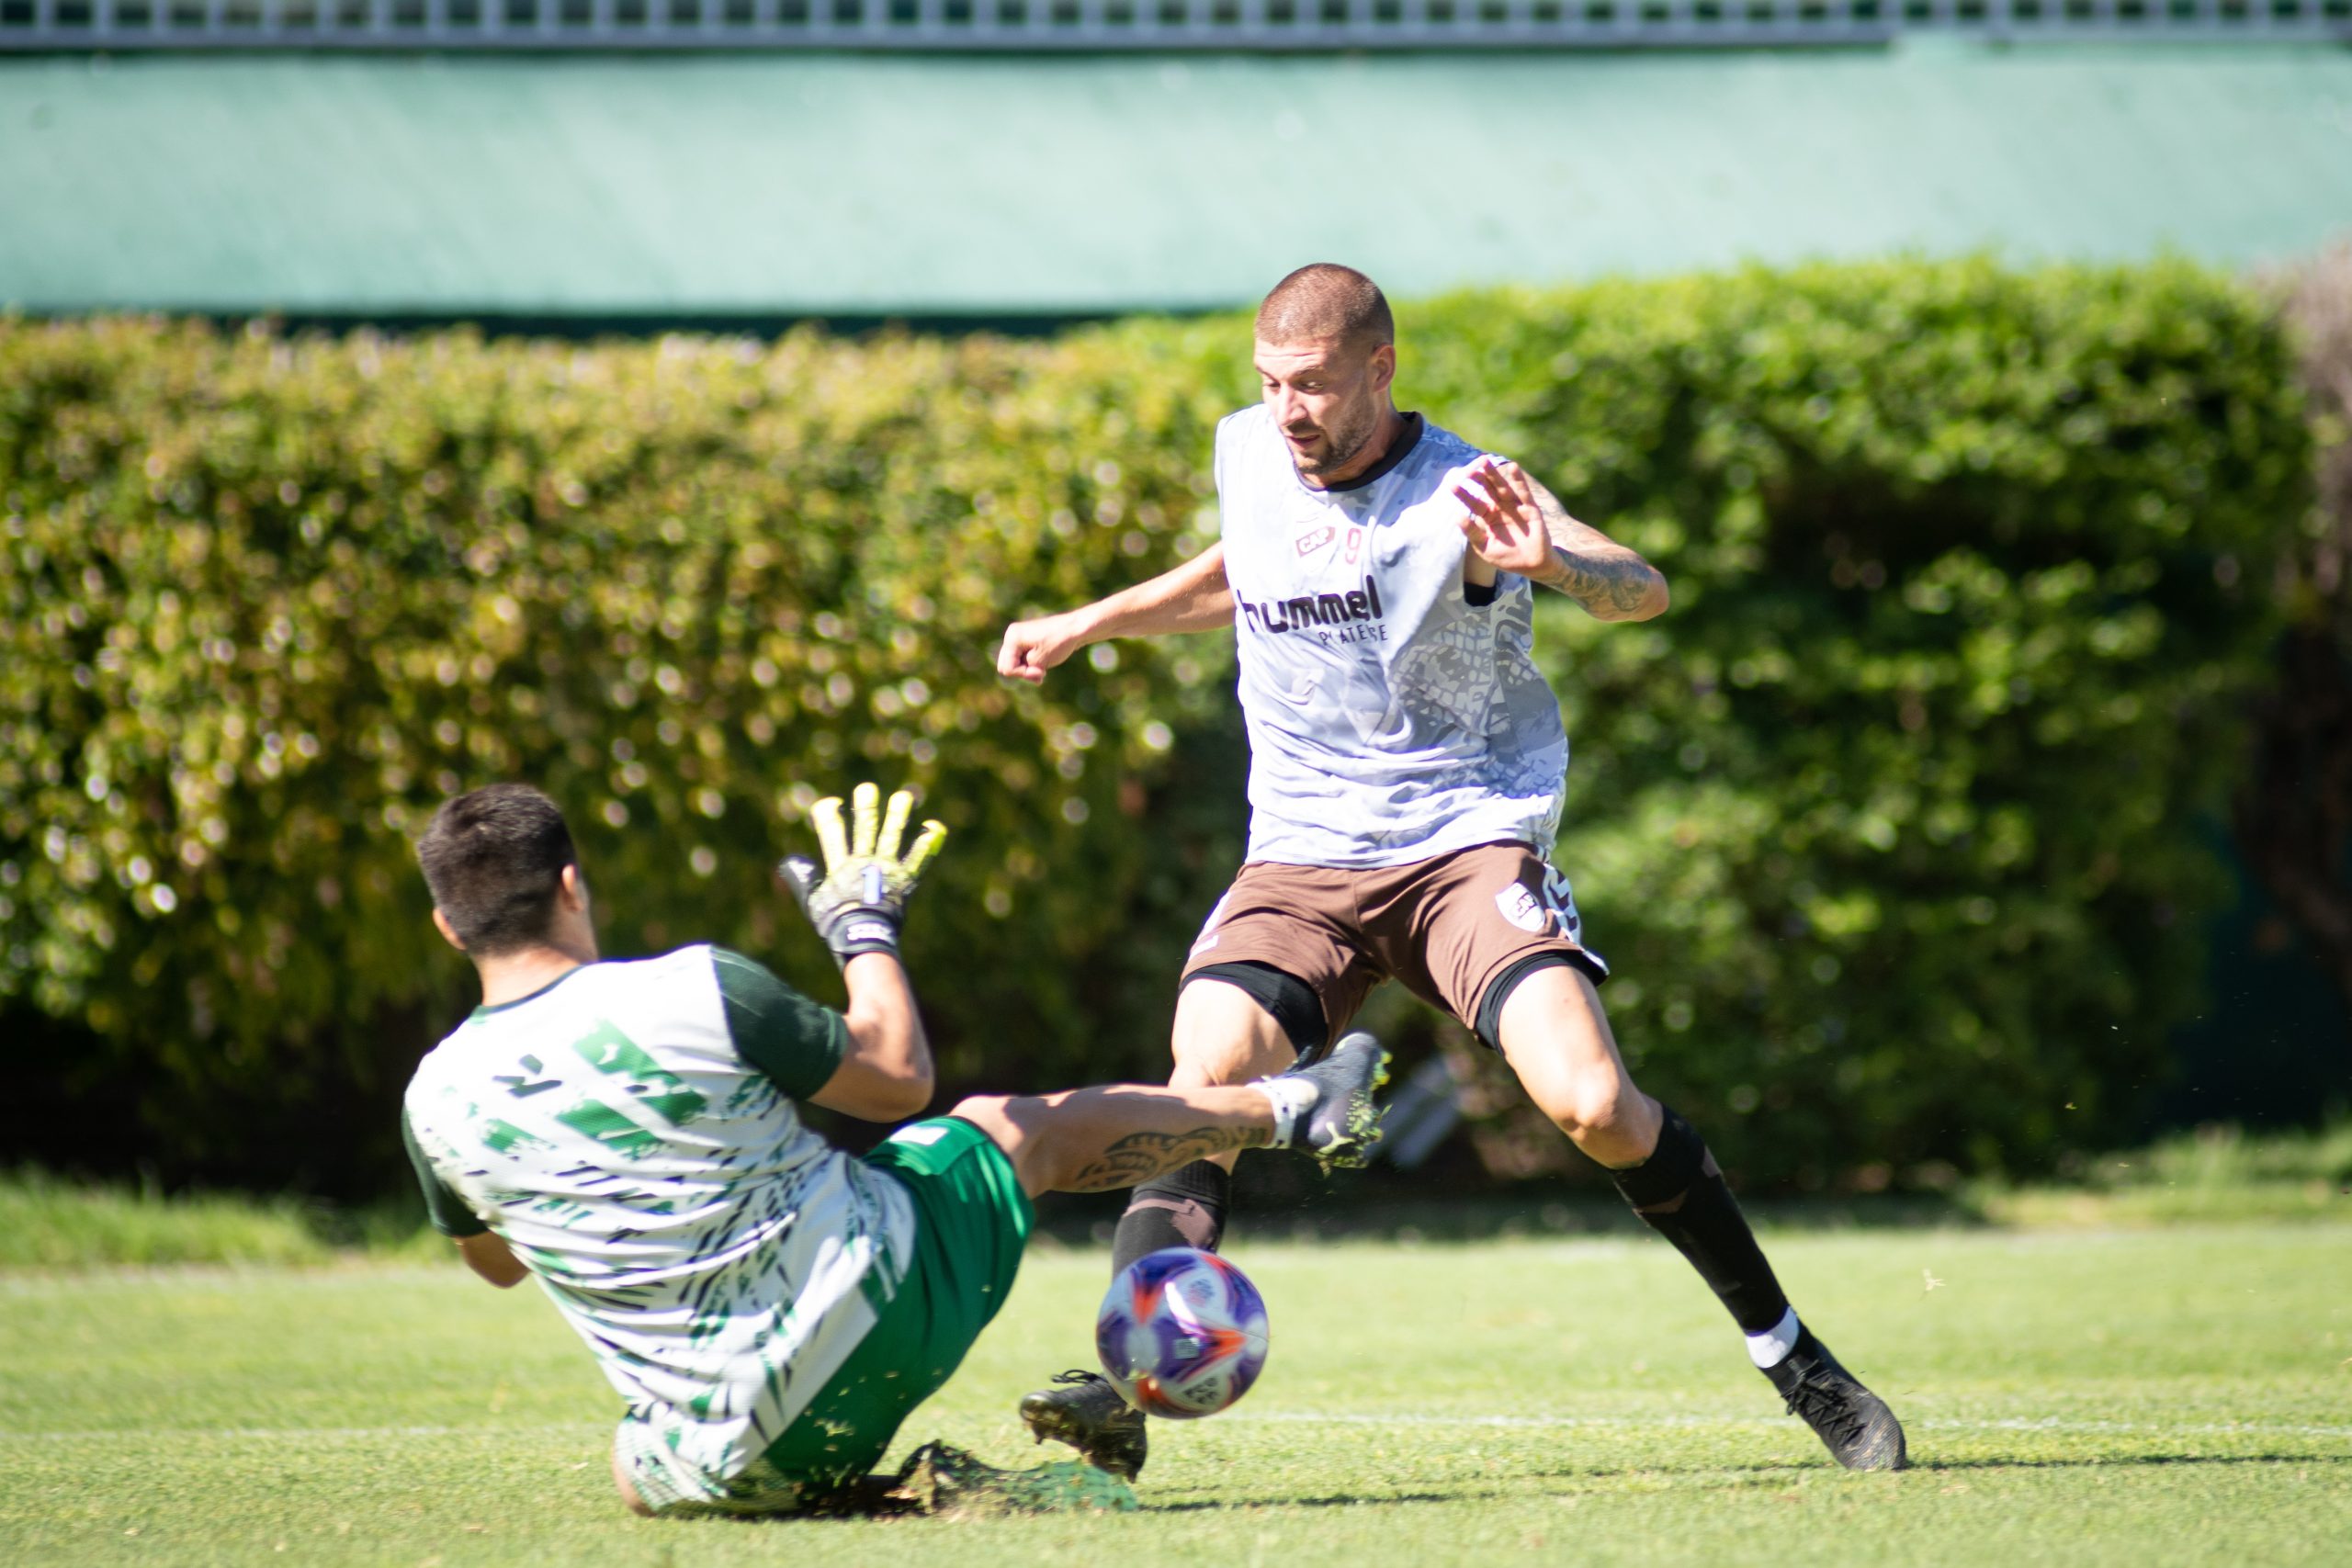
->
xmin=1289 ymin=396 xmax=1386 ymax=484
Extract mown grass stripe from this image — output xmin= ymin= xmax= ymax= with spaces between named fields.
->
xmin=6 ymin=1415 xmax=2346 ymax=1441
xmin=1237 ymin=1413 xmax=2352 ymax=1440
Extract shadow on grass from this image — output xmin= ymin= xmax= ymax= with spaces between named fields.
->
xmin=1920 ymin=1452 xmax=2352 ymax=1472
xmin=1148 ymin=1491 xmax=1459 ymax=1513
xmin=709 ymin=1485 xmax=1468 ymax=1523
xmin=1493 ymin=1451 xmax=2352 ymax=1490
xmin=1284 ymin=1451 xmax=2352 ymax=1501
xmin=648 ymin=1451 xmax=2352 ymax=1522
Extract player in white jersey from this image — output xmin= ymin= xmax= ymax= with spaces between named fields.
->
xmin=403 ymin=779 xmax=1389 ymax=1517
xmin=998 ymin=265 xmax=1905 ymax=1476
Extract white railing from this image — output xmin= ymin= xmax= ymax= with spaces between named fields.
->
xmin=0 ymin=0 xmax=2346 ymax=49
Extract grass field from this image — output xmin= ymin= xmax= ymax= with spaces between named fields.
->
xmin=4 ymin=1222 xmax=2347 ymax=1566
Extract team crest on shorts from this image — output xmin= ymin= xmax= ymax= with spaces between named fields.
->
xmin=1495 ymin=882 xmax=1552 ymax=934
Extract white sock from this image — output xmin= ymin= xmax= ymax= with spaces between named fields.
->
xmin=1251 ymin=1077 xmax=1317 ymax=1148
xmin=1747 ymin=1306 xmax=1802 ymax=1370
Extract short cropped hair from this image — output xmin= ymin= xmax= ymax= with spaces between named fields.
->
xmin=1254 ymin=264 xmax=1395 ymax=352
xmin=415 ymin=784 xmax=578 ymax=955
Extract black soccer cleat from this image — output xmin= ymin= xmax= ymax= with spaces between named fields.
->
xmin=1019 ymin=1370 xmax=1149 ymax=1481
xmin=1762 ymin=1328 xmax=1908 ymax=1472
xmin=1276 ymin=1030 xmax=1391 ymax=1171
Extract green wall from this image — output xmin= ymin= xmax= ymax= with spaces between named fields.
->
xmin=5 ymin=42 xmax=2350 ymax=317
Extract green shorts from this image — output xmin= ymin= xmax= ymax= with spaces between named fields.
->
xmin=754 ymin=1115 xmax=1034 ymax=1488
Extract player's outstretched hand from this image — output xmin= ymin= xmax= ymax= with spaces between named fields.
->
xmin=1453 ymin=458 xmax=1556 ymax=579
xmin=996 ymin=612 xmax=1088 ymax=686
xmin=778 ymin=782 xmax=948 ymax=967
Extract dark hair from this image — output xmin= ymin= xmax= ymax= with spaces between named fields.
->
xmin=414 ymin=784 xmax=578 ymax=955
xmin=1255 ymin=263 xmax=1395 ymax=352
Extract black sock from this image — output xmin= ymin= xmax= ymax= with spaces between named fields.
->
xmin=1608 ymin=1105 xmax=1792 ymax=1335
xmin=1110 ymin=1159 xmax=1231 ymax=1276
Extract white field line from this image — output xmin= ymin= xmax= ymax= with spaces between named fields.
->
xmin=3 ymin=1415 xmax=2349 ymax=1442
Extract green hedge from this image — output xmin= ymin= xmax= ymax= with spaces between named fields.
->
xmin=1429 ymin=263 xmax=2306 ymax=1183
xmin=0 ymin=258 xmax=2309 ymax=1190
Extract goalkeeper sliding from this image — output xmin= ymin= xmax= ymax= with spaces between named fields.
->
xmin=402 ymin=780 xmax=1387 ymax=1517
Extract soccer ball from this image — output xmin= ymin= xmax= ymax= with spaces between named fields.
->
xmin=1094 ymin=1247 xmax=1270 ymax=1419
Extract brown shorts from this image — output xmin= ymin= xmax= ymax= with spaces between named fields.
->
xmin=1178 ymin=840 xmax=1609 ymax=1055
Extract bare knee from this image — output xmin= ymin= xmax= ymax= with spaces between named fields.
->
xmin=1496 ymin=967 xmax=1661 ymax=1164
xmin=950 ymin=1092 xmax=1029 ymax=1154
xmin=1543 ymin=1075 xmax=1662 ymax=1168
xmin=1543 ymin=1072 xmax=1642 ymax=1144
xmin=1171 ymin=979 xmax=1298 ymax=1087
xmin=951 ymin=1092 xmax=1062 ymax=1194
xmin=950 ymin=1092 xmax=1027 ymax=1144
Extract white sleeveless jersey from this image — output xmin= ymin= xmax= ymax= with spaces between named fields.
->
xmin=402 ymin=946 xmax=911 ymax=1505
xmin=1215 ymin=405 xmax=1569 ymax=867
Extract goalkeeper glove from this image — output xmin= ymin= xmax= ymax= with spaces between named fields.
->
xmin=778 ymin=781 xmax=948 ymax=967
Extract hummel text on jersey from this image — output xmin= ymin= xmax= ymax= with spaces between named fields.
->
xmin=1238 ymin=575 xmax=1386 ymax=641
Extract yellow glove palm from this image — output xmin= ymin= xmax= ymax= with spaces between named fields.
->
xmin=778 ymin=783 xmax=948 ymax=965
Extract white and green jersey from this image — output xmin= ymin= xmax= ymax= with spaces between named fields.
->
xmin=401 ymin=945 xmax=914 ymax=1507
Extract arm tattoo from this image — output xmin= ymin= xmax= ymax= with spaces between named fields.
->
xmin=1531 ymin=549 xmax=1658 ymax=615
xmin=1063 ymin=1125 xmax=1263 ymax=1193
xmin=1528 ymin=487 xmax=1661 ymax=617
